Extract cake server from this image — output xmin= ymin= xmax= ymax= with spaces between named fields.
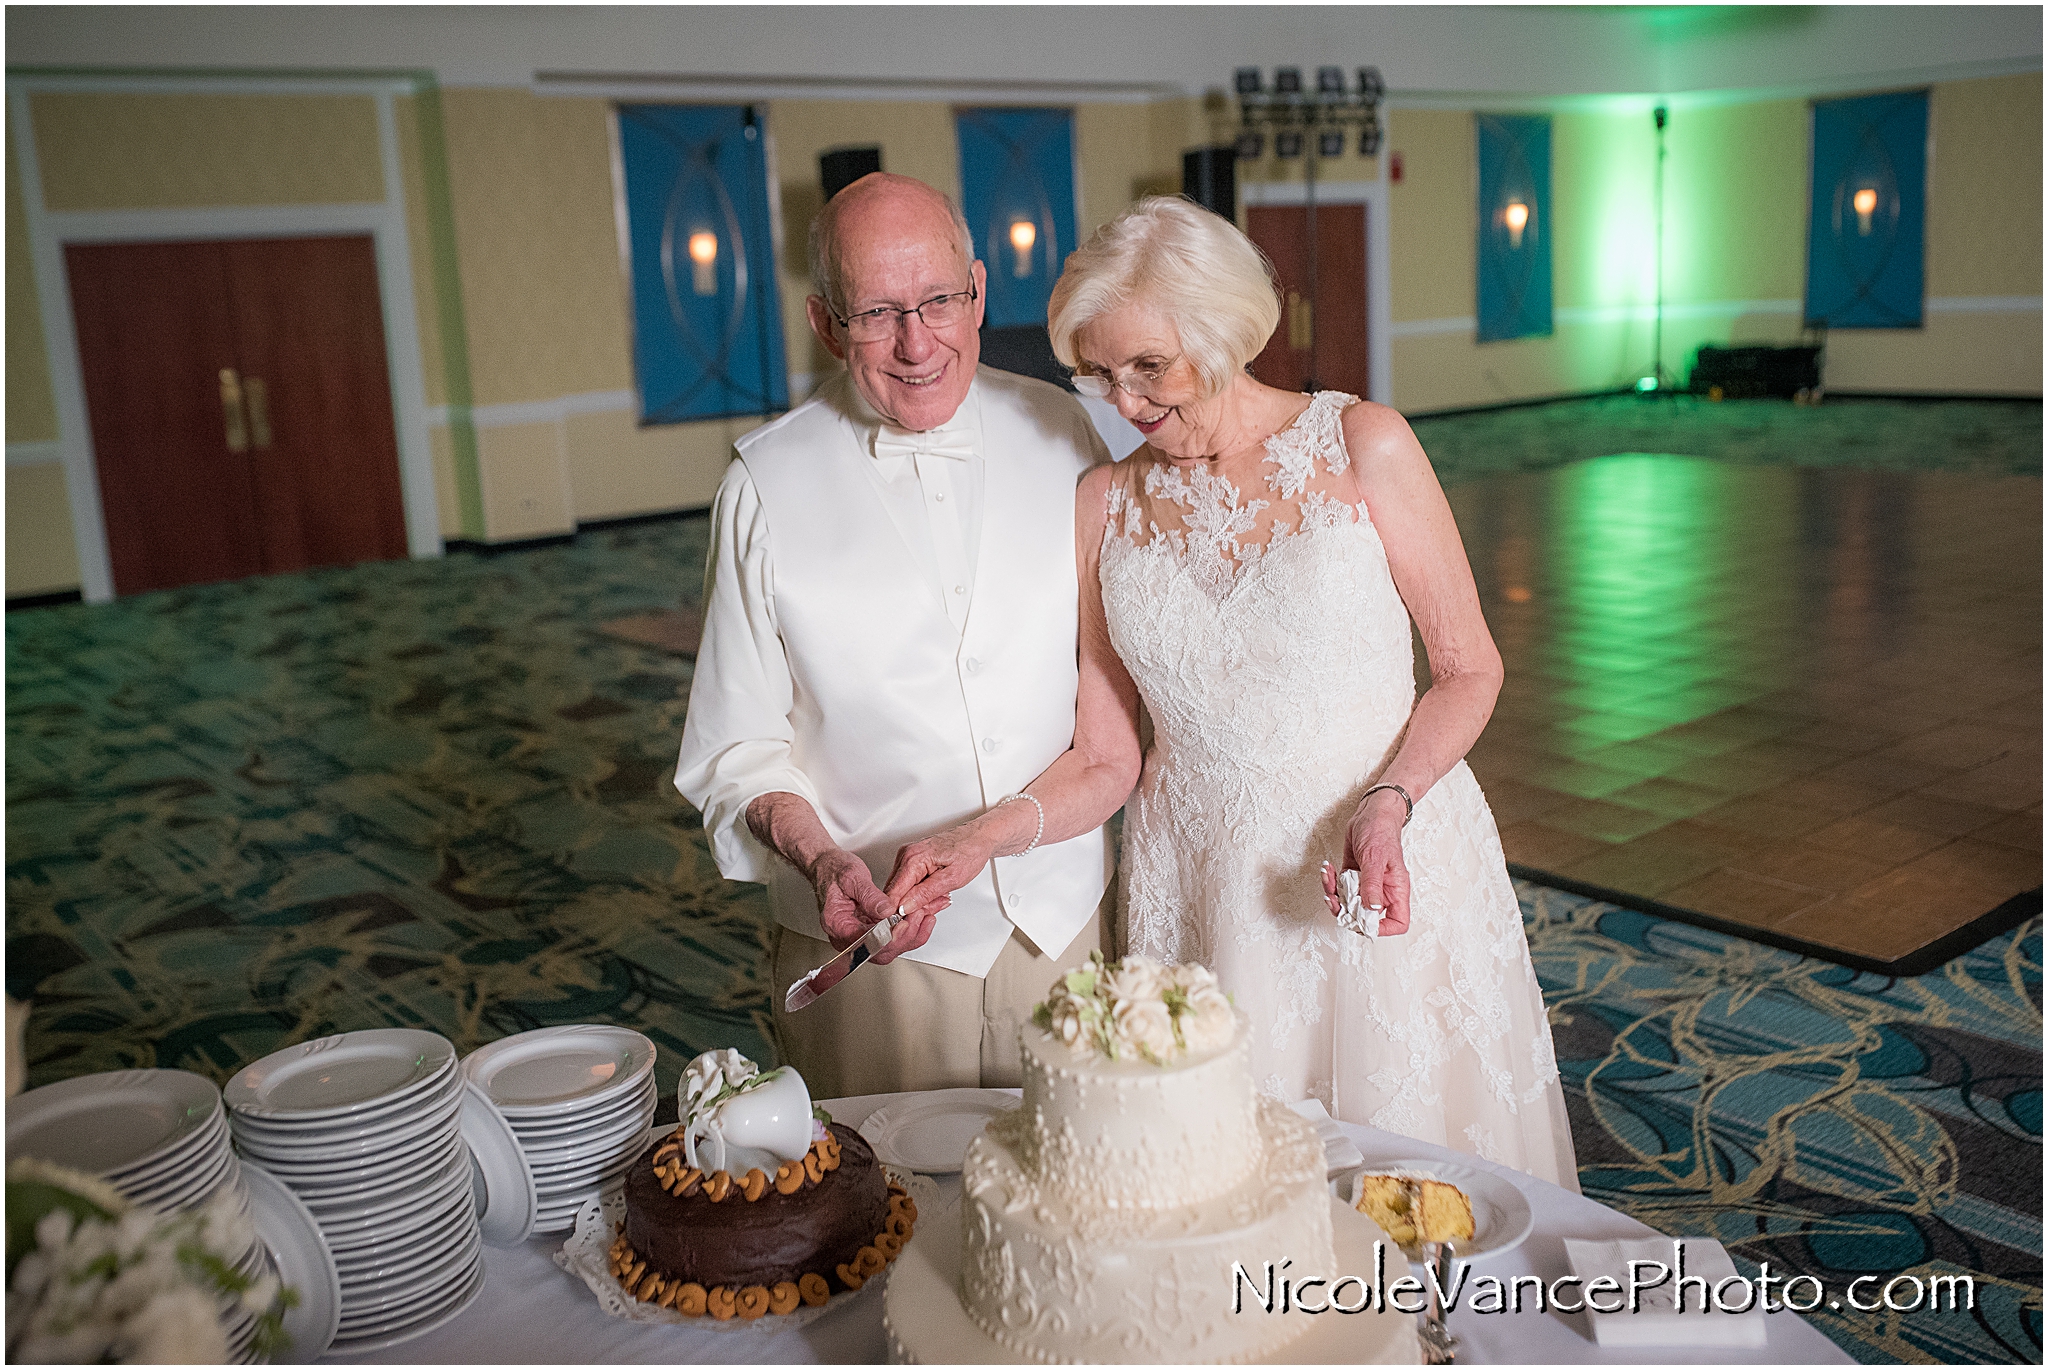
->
xmin=784 ymin=911 xmax=905 ymax=1012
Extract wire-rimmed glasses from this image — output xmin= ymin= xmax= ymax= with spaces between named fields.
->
xmin=832 ymin=283 xmax=979 ymax=343
xmin=1070 ymin=354 xmax=1184 ymax=401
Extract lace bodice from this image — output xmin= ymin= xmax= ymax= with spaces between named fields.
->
xmin=1096 ymin=392 xmax=1577 ymax=1187
xmin=1099 ymin=391 xmax=1414 ymax=789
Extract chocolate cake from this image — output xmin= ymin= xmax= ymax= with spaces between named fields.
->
xmin=610 ymin=1121 xmax=915 ymax=1319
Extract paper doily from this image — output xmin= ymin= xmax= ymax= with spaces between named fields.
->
xmin=554 ymin=1167 xmax=938 ymax=1332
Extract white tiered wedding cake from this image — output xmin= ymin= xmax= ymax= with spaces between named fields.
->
xmin=884 ymin=955 xmax=1417 ymax=1365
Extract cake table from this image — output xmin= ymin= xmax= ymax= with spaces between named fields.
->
xmin=320 ymin=1091 xmax=1854 ymax=1366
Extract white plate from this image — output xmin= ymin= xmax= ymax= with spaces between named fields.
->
xmin=241 ymin=1159 xmax=342 ymax=1361
xmin=321 ymin=1174 xmax=474 ymax=1255
xmin=1332 ymin=1159 xmax=1536 ymax=1262
xmin=858 ymin=1089 xmax=1018 ymax=1173
xmin=333 ymin=1217 xmax=473 ymax=1285
xmin=104 ymin=1106 xmax=229 ymax=1184
xmin=120 ymin=1139 xmax=235 ymax=1211
xmin=294 ymin=1136 xmax=468 ymax=1210
xmin=336 ymin=1231 xmax=482 ymax=1327
xmin=514 ymin=1099 xmax=655 ymax=1159
xmin=528 ymin=1130 xmax=647 ymax=1179
xmin=531 ymin=1146 xmax=641 ymax=1195
xmin=230 ymin=1081 xmax=462 ymax=1154
xmin=292 ymin=1152 xmax=470 ymax=1238
xmin=326 ymin=1245 xmax=485 ymax=1353
xmin=460 ymin=1080 xmax=537 ymax=1247
xmin=7 ymin=1069 xmax=224 ymax=1175
xmin=223 ymin=1064 xmax=461 ymax=1138
xmin=505 ymin=1077 xmax=658 ymax=1140
xmin=235 ymin=1119 xmax=455 ymax=1184
xmin=338 ymin=1225 xmax=479 ymax=1303
xmin=462 ymin=1025 xmax=655 ymax=1116
xmin=226 ymin=1030 xmax=456 ymax=1119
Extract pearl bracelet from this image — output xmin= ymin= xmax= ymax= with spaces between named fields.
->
xmin=995 ymin=792 xmax=1044 ymax=855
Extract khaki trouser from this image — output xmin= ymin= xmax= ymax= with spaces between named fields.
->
xmin=769 ymin=889 xmax=1111 ymax=1099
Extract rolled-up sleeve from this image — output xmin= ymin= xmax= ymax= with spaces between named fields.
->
xmin=675 ymin=458 xmax=821 ymax=883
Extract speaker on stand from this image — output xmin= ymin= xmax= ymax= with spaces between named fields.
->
xmin=1182 ymin=147 xmax=1238 ymax=222
xmin=819 ymin=146 xmax=882 ymax=200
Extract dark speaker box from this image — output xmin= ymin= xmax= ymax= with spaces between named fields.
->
xmin=820 ymin=147 xmax=883 ymax=200
xmin=1689 ymin=345 xmax=1823 ymax=398
xmin=1182 ymin=147 xmax=1237 ymax=222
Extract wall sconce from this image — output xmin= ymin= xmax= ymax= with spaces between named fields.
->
xmin=1852 ymin=186 xmax=1877 ymax=236
xmin=688 ymin=231 xmax=719 ymax=295
xmin=1009 ymin=219 xmax=1037 ymax=277
xmin=1504 ymin=200 xmax=1530 ymax=249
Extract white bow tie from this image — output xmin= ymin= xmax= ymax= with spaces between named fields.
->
xmin=872 ymin=424 xmax=978 ymax=467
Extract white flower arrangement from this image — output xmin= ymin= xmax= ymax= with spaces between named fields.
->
xmin=5 ymin=1157 xmax=296 ymax=1364
xmin=1031 ymin=953 xmax=1235 ymax=1066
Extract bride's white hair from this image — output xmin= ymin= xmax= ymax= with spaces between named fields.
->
xmin=1048 ymin=196 xmax=1281 ymax=401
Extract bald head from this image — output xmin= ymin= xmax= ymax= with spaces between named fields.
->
xmin=808 ymin=173 xmax=976 ymax=313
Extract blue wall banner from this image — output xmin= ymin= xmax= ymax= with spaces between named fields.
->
xmin=616 ymin=104 xmax=789 ymax=423
xmin=1475 ymin=113 xmax=1553 ymax=344
xmin=955 ymin=108 xmax=1079 ymax=329
xmin=1805 ymin=89 xmax=1927 ymax=329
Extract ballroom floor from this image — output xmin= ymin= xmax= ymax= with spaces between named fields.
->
xmin=1447 ymin=453 xmax=2041 ymax=971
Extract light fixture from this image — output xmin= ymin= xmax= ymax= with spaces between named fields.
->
xmin=1318 ymin=130 xmax=1346 ymax=159
xmin=1235 ymin=66 xmax=1264 ymax=96
xmin=1275 ymin=131 xmax=1304 ymax=160
xmin=1316 ymin=66 xmax=1346 ymax=95
xmin=687 ymin=230 xmax=719 ymax=295
xmin=1274 ymin=67 xmax=1303 ymax=95
xmin=1504 ymin=199 xmax=1529 ymax=249
xmin=1236 ymin=130 xmax=1265 ymax=160
xmin=1359 ymin=118 xmax=1382 ymax=157
xmin=1009 ymin=219 xmax=1037 ymax=277
xmin=1852 ymin=186 xmax=1878 ymax=236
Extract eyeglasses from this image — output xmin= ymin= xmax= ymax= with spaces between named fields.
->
xmin=1070 ymin=355 xmax=1184 ymax=401
xmin=832 ymin=284 xmax=979 ymax=343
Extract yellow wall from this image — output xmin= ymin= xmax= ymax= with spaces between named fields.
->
xmin=6 ymin=463 xmax=81 ymax=597
xmin=7 ymin=132 xmax=58 ymax=444
xmin=29 ymin=92 xmax=383 ymax=210
xmin=1385 ymin=75 xmax=2040 ymax=412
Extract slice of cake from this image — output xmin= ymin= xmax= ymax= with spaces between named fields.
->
xmin=1354 ymin=1173 xmax=1474 ymax=1252
xmin=1413 ymin=1179 xmax=1475 ymax=1244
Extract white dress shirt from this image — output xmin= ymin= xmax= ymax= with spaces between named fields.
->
xmin=675 ymin=368 xmax=1114 ymax=977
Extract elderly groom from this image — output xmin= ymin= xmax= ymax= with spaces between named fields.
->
xmin=674 ymin=174 xmax=1114 ymax=1099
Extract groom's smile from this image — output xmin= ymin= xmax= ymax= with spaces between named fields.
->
xmin=805 ymin=174 xmax=988 ymax=435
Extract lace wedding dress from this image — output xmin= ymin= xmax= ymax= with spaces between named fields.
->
xmin=1099 ymin=391 xmax=1579 ymax=1190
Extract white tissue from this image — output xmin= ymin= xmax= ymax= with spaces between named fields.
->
xmin=1322 ymin=862 xmax=1384 ymax=939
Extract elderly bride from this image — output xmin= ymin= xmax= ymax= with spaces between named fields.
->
xmin=887 ymin=197 xmax=1576 ymax=1189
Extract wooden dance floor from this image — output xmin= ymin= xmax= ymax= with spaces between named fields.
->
xmin=1448 ymin=453 xmax=2041 ymax=973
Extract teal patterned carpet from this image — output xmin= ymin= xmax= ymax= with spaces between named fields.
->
xmin=6 ymin=397 xmax=2041 ymax=1365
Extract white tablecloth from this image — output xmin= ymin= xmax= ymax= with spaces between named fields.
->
xmin=323 ymin=1092 xmax=1852 ymax=1365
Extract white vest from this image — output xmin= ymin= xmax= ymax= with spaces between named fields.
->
xmin=736 ymin=368 xmax=1113 ymax=977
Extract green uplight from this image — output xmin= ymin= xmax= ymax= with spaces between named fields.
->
xmin=1635 ymin=376 xmax=1659 ymax=392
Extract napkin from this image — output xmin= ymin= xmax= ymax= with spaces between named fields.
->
xmin=1562 ymin=1236 xmax=1768 ymax=1348
xmin=1287 ymin=1097 xmax=1365 ymax=1176
xmin=1320 ymin=863 xmax=1384 ymax=939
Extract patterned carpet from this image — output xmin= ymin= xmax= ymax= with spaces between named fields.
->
xmin=6 ymin=397 xmax=2041 ymax=1364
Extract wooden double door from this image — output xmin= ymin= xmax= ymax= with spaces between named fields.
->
xmin=67 ymin=235 xmax=408 ymax=596
xmin=1247 ymin=203 xmax=1369 ymax=400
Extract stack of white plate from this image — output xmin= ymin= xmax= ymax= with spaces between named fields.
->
xmin=227 ymin=1029 xmax=488 ymax=1355
xmin=6 ymin=1069 xmax=341 ymax=1362
xmin=461 ymin=1025 xmax=658 ymax=1234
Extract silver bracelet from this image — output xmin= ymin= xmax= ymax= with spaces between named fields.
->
xmin=1364 ymin=782 xmax=1414 ymax=826
xmin=996 ymin=792 xmax=1044 ymax=855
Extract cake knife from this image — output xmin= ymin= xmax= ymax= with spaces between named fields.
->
xmin=783 ymin=911 xmax=905 ymax=1012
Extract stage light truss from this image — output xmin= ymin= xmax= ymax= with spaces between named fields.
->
xmin=1233 ymin=66 xmax=1385 ymax=161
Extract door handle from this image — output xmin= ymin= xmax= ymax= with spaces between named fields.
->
xmin=218 ymin=368 xmax=249 ymax=454
xmin=244 ymin=376 xmax=272 ymax=450
xmin=1287 ymin=292 xmax=1314 ymax=352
